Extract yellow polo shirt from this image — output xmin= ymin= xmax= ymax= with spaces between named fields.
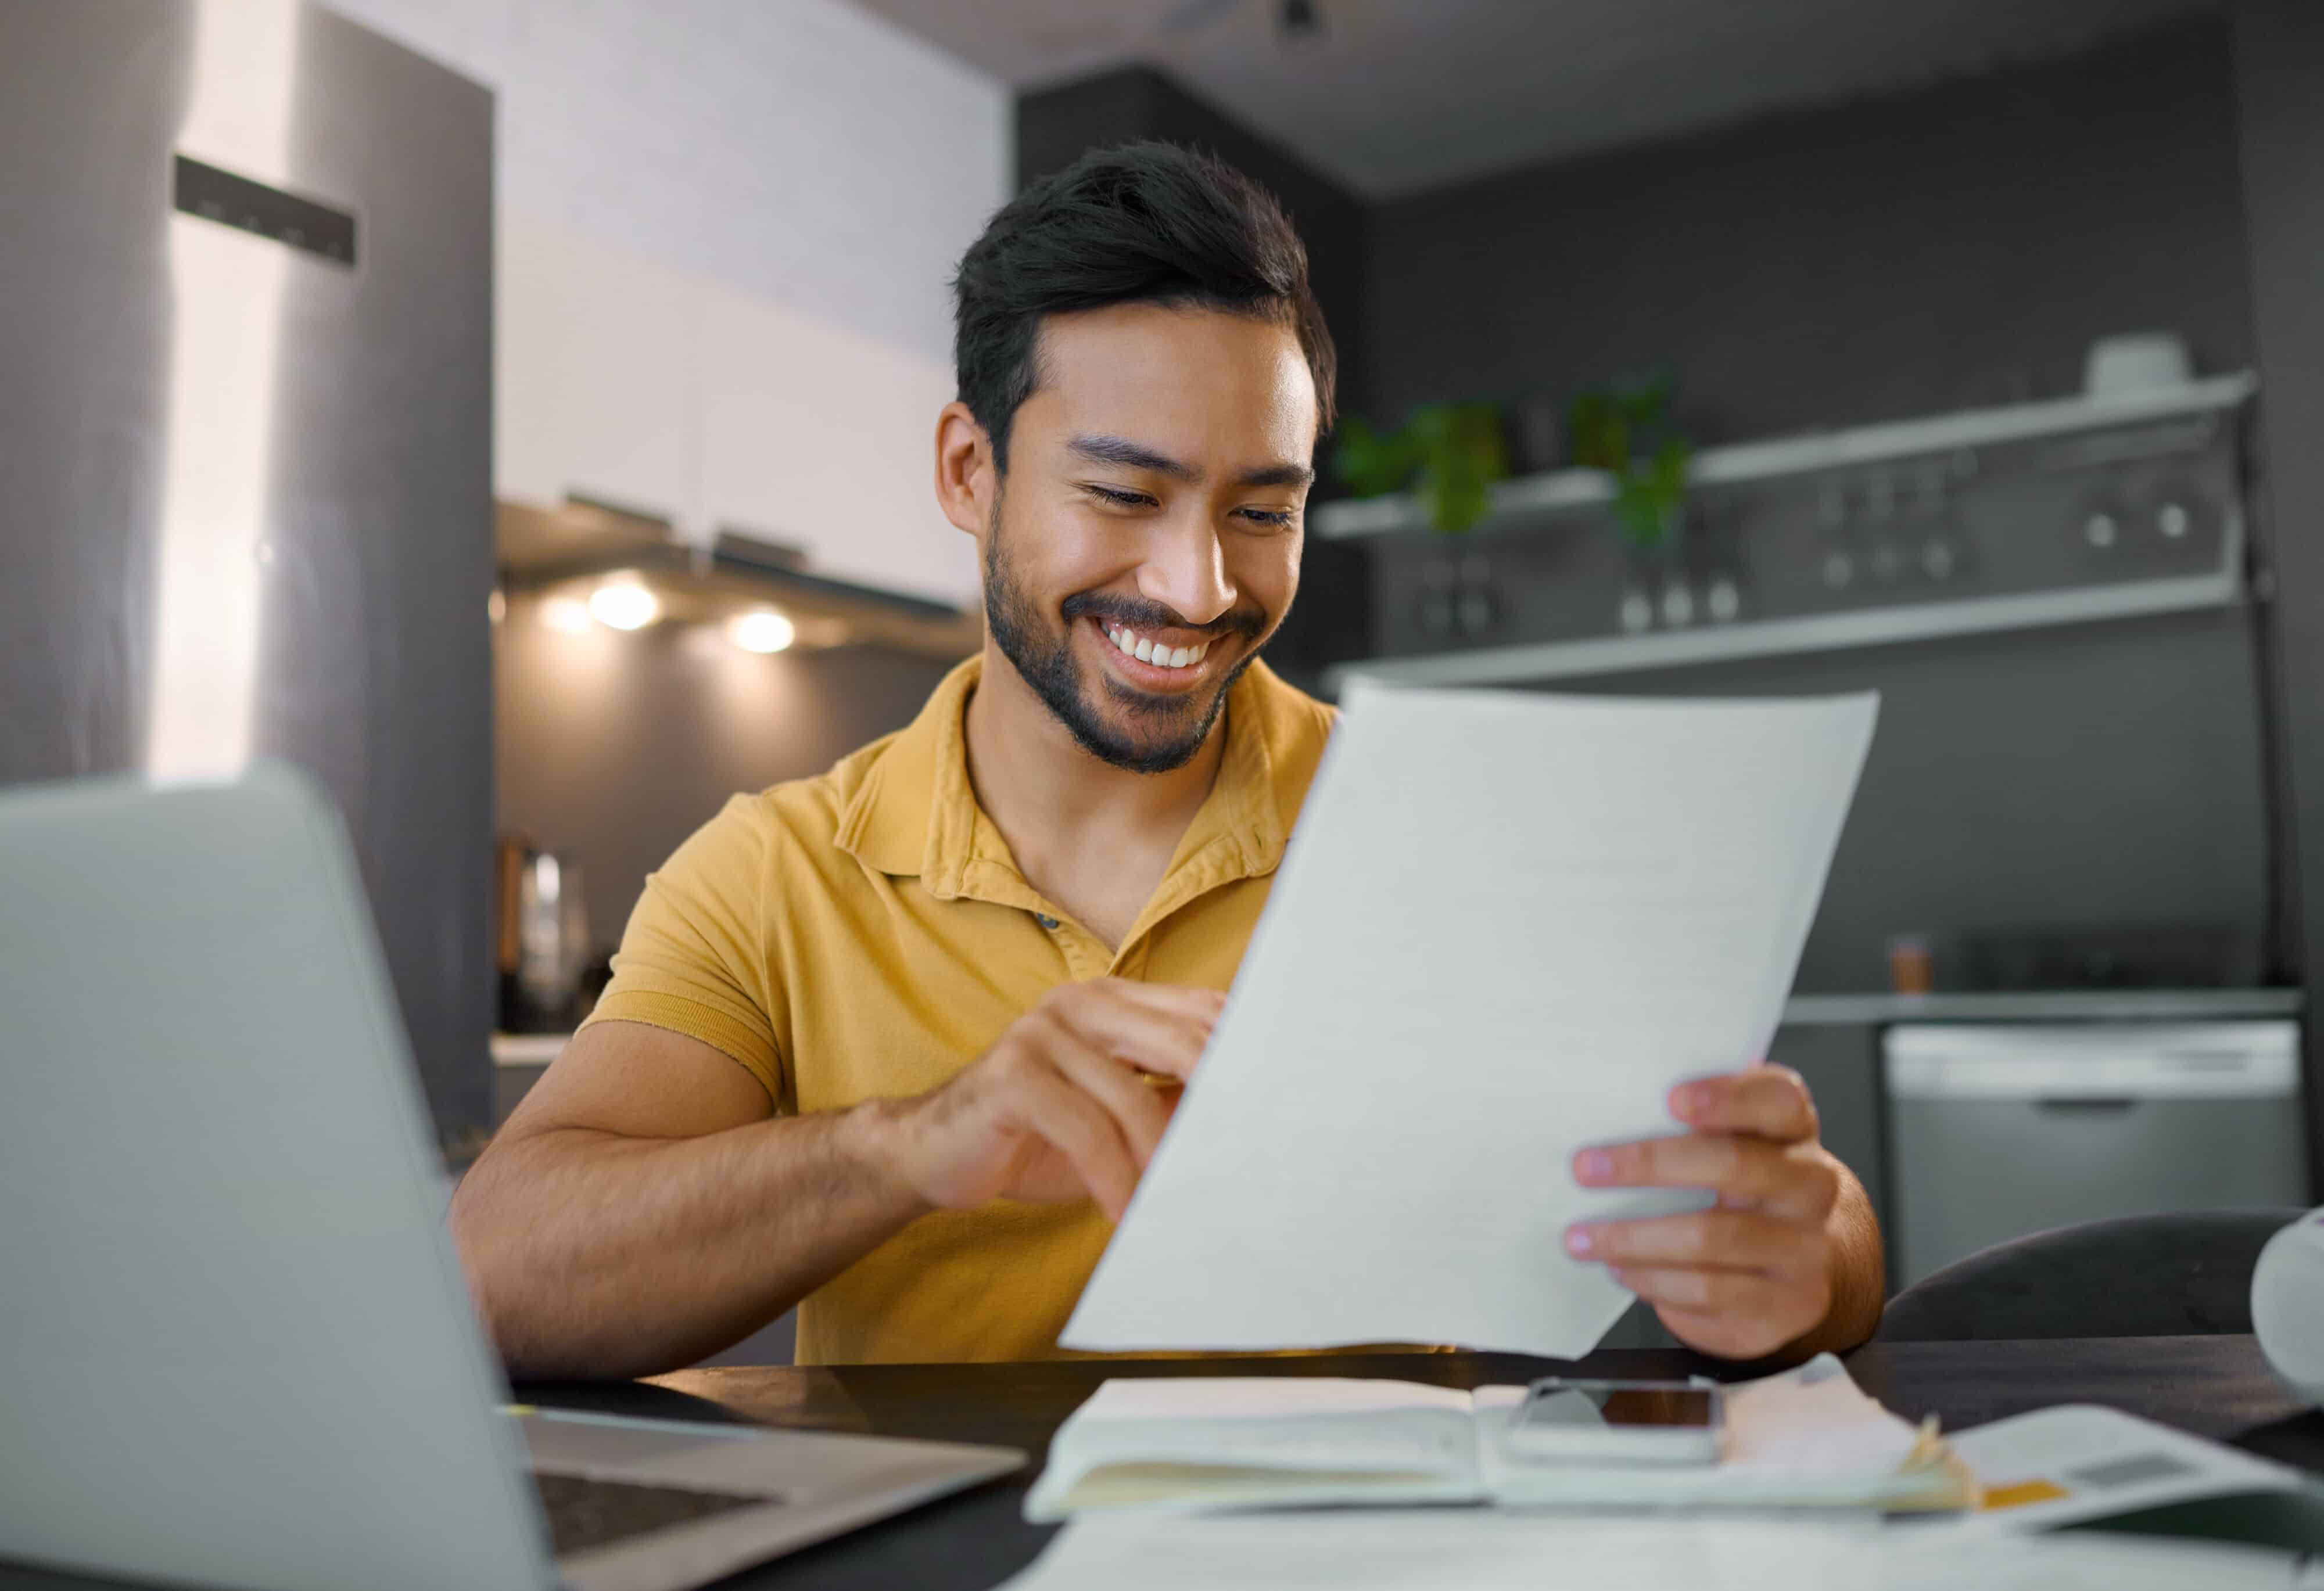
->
xmin=582 ymin=654 xmax=1336 ymax=1364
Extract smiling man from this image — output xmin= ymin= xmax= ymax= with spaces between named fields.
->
xmin=450 ymin=143 xmax=1884 ymax=1377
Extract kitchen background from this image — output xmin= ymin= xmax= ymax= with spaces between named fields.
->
xmin=6 ymin=0 xmax=2324 ymax=1359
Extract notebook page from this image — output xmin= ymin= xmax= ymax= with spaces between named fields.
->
xmin=1049 ymin=1378 xmax=1477 ymax=1478
xmin=1028 ymin=1377 xmax=1484 ymax=1520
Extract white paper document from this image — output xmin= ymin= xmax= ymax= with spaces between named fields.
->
xmin=1063 ymin=683 xmax=1878 ymax=1358
xmin=1940 ymin=1405 xmax=2314 ymax=1535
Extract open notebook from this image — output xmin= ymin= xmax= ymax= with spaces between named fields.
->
xmin=1025 ymin=1356 xmax=1974 ymax=1522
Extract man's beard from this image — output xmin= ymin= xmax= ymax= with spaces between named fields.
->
xmin=982 ymin=500 xmax=1269 ymax=775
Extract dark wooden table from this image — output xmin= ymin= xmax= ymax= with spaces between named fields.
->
xmin=3 ymin=1337 xmax=2318 ymax=1591
xmin=528 ymin=1335 xmax=2324 ymax=1591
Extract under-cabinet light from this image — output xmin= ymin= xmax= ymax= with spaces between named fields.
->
xmin=729 ymin=609 xmax=796 ymax=653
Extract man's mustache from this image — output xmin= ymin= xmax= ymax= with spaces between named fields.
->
xmin=1060 ymin=591 xmax=1265 ymax=639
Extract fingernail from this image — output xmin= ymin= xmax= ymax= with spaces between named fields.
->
xmin=1575 ymin=1149 xmax=1612 ymax=1184
xmin=1672 ymin=1084 xmax=1707 ymax=1119
xmin=1564 ymin=1226 xmax=1595 ymax=1256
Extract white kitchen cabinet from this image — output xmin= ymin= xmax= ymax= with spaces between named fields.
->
xmin=695 ymin=278 xmax=975 ymax=605
xmin=497 ymin=216 xmax=975 ymax=606
xmin=497 ymin=214 xmax=701 ymax=530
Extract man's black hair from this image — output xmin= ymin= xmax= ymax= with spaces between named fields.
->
xmin=951 ymin=140 xmax=1337 ymax=472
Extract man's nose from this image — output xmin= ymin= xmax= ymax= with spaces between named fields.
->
xmin=1135 ymin=518 xmax=1236 ymax=629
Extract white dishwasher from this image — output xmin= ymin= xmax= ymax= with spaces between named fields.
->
xmin=1884 ymin=1021 xmax=2308 ymax=1285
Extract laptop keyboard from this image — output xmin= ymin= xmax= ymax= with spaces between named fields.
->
xmin=531 ymin=1470 xmax=778 ymax=1557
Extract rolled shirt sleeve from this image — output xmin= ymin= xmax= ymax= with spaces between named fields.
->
xmin=581 ymin=794 xmax=785 ymax=1106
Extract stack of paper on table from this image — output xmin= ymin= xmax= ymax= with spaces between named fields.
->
xmin=1024 ymin=1355 xmax=1974 ymax=1522
xmin=1061 ymin=683 xmax=1880 ymax=1361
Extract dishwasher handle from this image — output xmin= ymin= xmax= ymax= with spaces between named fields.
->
xmin=1884 ymin=1022 xmax=2301 ymax=1101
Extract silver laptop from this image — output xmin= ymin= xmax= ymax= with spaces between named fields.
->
xmin=0 ymin=766 xmax=1022 ymax=1591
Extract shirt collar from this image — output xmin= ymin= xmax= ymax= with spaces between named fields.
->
xmin=835 ymin=653 xmax=1298 ymax=905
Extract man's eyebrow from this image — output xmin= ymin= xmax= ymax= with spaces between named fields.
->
xmin=1066 ymin=434 xmax=1196 ymax=480
xmin=1066 ymin=434 xmax=1315 ymax=490
xmin=1236 ymin=461 xmax=1315 ymax=489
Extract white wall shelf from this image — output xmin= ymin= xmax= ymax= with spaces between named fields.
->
xmin=1312 ymin=372 xmax=2257 ymax=541
xmin=1325 ymin=538 xmax=2245 ymax=691
xmin=1323 ymin=373 xmax=2255 ymax=690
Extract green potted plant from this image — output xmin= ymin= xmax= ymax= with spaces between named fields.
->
xmin=1333 ymin=403 xmax=1511 ymax=640
xmin=1566 ymin=374 xmax=1695 ymax=629
xmin=1332 ymin=401 xmax=1510 ymax=535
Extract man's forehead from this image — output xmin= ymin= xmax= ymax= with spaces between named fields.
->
xmin=1024 ymin=304 xmax=1319 ymax=459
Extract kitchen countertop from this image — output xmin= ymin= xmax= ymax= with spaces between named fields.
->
xmin=490 ymin=990 xmax=2305 ymax=1068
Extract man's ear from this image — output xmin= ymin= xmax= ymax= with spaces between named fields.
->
xmin=934 ymin=401 xmax=995 ymax=540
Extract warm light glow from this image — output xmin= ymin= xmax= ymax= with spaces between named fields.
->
xmin=587 ymin=578 xmax=660 ymax=631
xmin=539 ymin=595 xmax=593 ymax=634
xmin=145 ymin=0 xmax=301 ymax=781
xmin=728 ymin=609 xmax=796 ymax=654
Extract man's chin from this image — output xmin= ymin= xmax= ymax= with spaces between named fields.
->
xmin=1058 ymin=684 xmax=1221 ymax=774
xmin=1074 ymin=712 xmax=1211 ymax=774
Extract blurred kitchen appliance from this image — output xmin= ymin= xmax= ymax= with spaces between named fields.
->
xmin=496 ymin=839 xmax=590 ymax=1033
xmin=0 ymin=3 xmax=494 ymax=1137
xmin=1885 ymin=1022 xmax=2308 ymax=1285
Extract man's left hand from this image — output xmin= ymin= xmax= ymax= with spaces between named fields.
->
xmin=1564 ymin=1066 xmax=1846 ymax=1361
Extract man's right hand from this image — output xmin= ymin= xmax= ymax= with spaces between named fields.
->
xmin=874 ymin=978 xmax=1225 ymax=1221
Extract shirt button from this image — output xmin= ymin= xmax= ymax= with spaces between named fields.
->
xmin=1035 ymin=914 xmax=1060 ymax=931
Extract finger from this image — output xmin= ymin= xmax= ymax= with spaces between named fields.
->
xmin=999 ymin=1057 xmax=1143 ymax=1219
xmin=1667 ymin=1065 xmax=1817 ymax=1143
xmin=1652 ymin=1303 xmax=1816 ymax=1363
xmin=1573 ymin=1134 xmax=1838 ymax=1221
xmin=1100 ymin=978 xmax=1231 ymax=1021
xmin=1565 ymin=1208 xmax=1825 ymax=1274
xmin=1608 ymin=1263 xmax=1822 ymax=1323
xmin=1033 ymin=1014 xmax=1178 ymax=1167
xmin=1614 ymin=1267 xmax=1828 ymax=1360
xmin=1046 ymin=981 xmax=1223 ymax=1081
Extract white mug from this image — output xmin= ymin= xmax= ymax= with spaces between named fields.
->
xmin=2253 ymin=1207 xmax=2324 ymax=1406
xmin=2084 ymin=332 xmax=2193 ymax=398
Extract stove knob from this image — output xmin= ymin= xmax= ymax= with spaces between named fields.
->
xmin=1659 ymin=581 xmax=1695 ymax=628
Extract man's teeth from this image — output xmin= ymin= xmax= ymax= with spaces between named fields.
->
xmin=1104 ymin=624 xmax=1210 ymax=670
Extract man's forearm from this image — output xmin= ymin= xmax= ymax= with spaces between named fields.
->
xmin=450 ymin=1101 xmax=925 ymax=1380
